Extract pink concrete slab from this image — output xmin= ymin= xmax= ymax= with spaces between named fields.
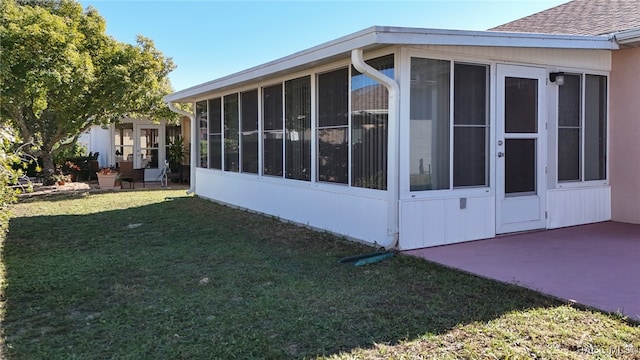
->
xmin=404 ymin=222 xmax=640 ymax=321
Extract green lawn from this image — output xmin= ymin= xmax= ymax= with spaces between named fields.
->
xmin=2 ymin=189 xmax=638 ymax=359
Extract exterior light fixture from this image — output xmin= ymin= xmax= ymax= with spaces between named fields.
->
xmin=549 ymin=72 xmax=565 ymax=85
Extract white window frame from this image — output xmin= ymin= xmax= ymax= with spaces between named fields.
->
xmin=555 ymin=70 xmax=609 ymax=189
xmin=400 ymin=48 xmax=493 ymax=200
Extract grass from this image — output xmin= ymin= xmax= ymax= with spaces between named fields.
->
xmin=1 ymin=189 xmax=638 ymax=359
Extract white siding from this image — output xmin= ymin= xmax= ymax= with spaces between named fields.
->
xmin=399 ymin=195 xmax=495 ymax=250
xmin=195 ymin=170 xmax=390 ymax=246
xmin=547 ymin=187 xmax=611 ymax=228
xmin=83 ymin=125 xmax=111 ymax=168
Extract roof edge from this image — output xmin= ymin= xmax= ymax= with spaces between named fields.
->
xmin=164 ymin=26 xmax=381 ymax=103
xmin=614 ymin=27 xmax=640 ymax=46
xmin=165 ymin=26 xmax=617 ymax=103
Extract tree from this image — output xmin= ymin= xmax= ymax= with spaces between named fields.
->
xmin=0 ymin=0 xmax=177 ymax=179
xmin=0 ymin=126 xmax=34 ymax=228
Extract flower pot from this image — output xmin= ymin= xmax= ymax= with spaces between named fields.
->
xmin=97 ymin=172 xmax=118 ymax=189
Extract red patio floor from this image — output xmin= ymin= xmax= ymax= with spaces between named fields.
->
xmin=404 ymin=221 xmax=640 ymax=321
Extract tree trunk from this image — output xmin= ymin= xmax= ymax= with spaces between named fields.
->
xmin=39 ymin=151 xmax=55 ymax=177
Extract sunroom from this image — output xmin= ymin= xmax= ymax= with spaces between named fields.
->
xmin=165 ymin=26 xmax=615 ymax=250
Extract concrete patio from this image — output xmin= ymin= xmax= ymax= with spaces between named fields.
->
xmin=404 ymin=221 xmax=640 ymax=321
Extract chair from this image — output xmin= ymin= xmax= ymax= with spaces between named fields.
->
xmin=158 ymin=161 xmax=169 ymax=187
xmin=180 ymin=165 xmax=190 ymax=183
xmin=88 ymin=160 xmax=100 ymax=183
xmin=118 ymin=161 xmax=145 ymax=189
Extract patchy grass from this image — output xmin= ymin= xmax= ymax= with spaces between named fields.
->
xmin=1 ymin=190 xmax=638 ymax=359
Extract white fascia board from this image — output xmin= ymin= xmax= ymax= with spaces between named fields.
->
xmin=165 ymin=26 xmax=617 ymax=103
xmin=614 ymin=27 xmax=640 ymax=46
xmin=375 ymin=26 xmax=617 ymax=49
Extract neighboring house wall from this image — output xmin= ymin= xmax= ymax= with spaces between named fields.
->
xmin=78 ymin=126 xmax=111 ymax=167
xmin=84 ymin=118 xmax=170 ymax=181
xmin=610 ymin=46 xmax=640 ymax=224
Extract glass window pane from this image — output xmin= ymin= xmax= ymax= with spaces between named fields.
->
xmin=454 ymin=64 xmax=487 ymax=126
xmin=138 ymin=128 xmax=158 ymax=149
xmin=317 ymin=68 xmax=349 ymax=184
xmin=263 ymin=132 xmax=283 ymax=177
xmin=139 ymin=128 xmax=159 ymax=169
xmin=209 ymin=98 xmax=221 ymax=133
xmin=318 ymin=128 xmax=348 ymax=184
xmin=285 ymin=76 xmax=311 ymax=181
xmin=351 ymin=55 xmax=393 ymax=190
xmin=241 ymin=90 xmax=258 ymax=174
xmin=263 ymin=83 xmax=283 ymax=177
xmin=505 ymin=139 xmax=536 ymax=195
xmin=141 ymin=149 xmax=159 ymax=169
xmin=117 ymin=146 xmax=133 ymax=163
xmin=241 ymin=133 xmax=258 ymax=174
xmin=558 ymin=128 xmax=580 ymax=181
xmin=505 ymin=77 xmax=537 ymax=133
xmin=318 ymin=68 xmax=349 ymax=127
xmin=196 ymin=100 xmax=208 ymax=168
xmin=209 ymin=134 xmax=222 ymax=169
xmin=454 ymin=127 xmax=487 ymax=187
xmin=409 ymin=57 xmax=450 ymax=191
xmin=584 ymin=75 xmax=607 ymax=181
xmin=263 ymin=84 xmax=283 ymax=131
xmin=241 ymin=90 xmax=258 ymax=132
xmin=558 ymin=74 xmax=581 ymax=127
xmin=224 ymin=94 xmax=239 ymax=172
xmin=453 ymin=63 xmax=488 ymax=188
xmin=114 ymin=123 xmax=133 ymax=163
xmin=208 ymin=98 xmax=222 ymax=169
xmin=558 ymin=74 xmax=581 ymax=182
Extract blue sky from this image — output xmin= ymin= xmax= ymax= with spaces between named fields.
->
xmin=78 ymin=0 xmax=567 ymax=91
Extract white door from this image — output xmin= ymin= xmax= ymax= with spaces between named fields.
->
xmin=496 ymin=64 xmax=546 ymax=234
xmin=134 ymin=124 xmax=163 ymax=180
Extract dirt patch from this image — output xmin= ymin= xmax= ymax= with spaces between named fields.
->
xmin=17 ymin=181 xmax=95 ymax=198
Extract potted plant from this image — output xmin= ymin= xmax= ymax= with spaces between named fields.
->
xmin=96 ymin=167 xmax=118 ymax=189
xmin=44 ymin=163 xmax=73 ymax=186
xmin=52 ymin=173 xmax=71 ymax=186
xmin=167 ymin=136 xmax=186 ymax=182
xmin=167 ymin=136 xmax=185 ymax=170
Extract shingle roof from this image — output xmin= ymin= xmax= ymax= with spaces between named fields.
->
xmin=490 ymin=0 xmax=640 ymax=36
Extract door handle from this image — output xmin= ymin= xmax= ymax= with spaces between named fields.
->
xmin=497 ymin=152 xmax=505 ymax=158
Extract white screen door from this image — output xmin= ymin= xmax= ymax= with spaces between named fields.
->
xmin=496 ymin=64 xmax=546 ymax=234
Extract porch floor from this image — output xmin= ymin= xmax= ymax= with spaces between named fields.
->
xmin=404 ymin=221 xmax=640 ymax=321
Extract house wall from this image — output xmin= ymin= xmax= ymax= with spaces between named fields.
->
xmin=399 ymin=195 xmax=495 ymax=249
xmin=189 ymin=45 xmax=615 ymax=250
xmin=85 ymin=119 xmax=171 ymax=180
xmin=406 ymin=45 xmax=611 ymax=71
xmin=81 ymin=126 xmax=111 ymax=167
xmin=191 ymin=50 xmax=397 ymax=248
xmin=610 ymin=47 xmax=640 ymax=224
xmin=397 ymin=45 xmax=612 ymax=249
xmin=547 ymin=187 xmax=611 ymax=228
xmin=195 ymin=169 xmax=390 ymax=245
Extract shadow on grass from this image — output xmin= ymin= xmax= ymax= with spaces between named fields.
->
xmin=2 ymin=194 xmax=563 ymax=359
